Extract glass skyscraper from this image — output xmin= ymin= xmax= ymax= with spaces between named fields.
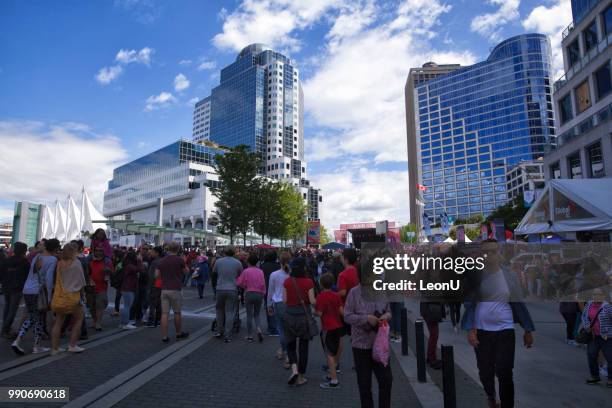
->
xmin=415 ymin=34 xmax=556 ymax=221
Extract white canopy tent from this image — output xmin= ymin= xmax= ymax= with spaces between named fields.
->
xmin=443 ymin=235 xmax=473 ymax=243
xmin=515 ymin=179 xmax=612 ymax=235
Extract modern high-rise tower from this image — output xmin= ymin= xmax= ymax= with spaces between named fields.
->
xmin=412 ymin=34 xmax=556 ymax=224
xmin=193 ymin=43 xmax=320 ymax=221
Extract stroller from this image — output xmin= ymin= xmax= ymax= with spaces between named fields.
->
xmin=211 ymin=289 xmax=242 ymax=334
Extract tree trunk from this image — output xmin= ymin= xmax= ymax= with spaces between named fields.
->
xmin=243 ymin=232 xmax=247 ymax=248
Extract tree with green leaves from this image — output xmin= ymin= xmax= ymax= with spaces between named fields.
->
xmin=211 ymin=145 xmax=260 ymax=245
xmin=319 ymin=224 xmax=331 ymax=245
xmin=400 ymin=223 xmax=418 ymax=243
xmin=278 ymin=184 xmax=308 ymax=247
xmin=252 ymin=179 xmax=285 ymax=244
xmin=487 ymin=193 xmax=528 ymax=230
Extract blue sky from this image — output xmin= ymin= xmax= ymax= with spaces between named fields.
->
xmin=0 ymin=0 xmax=572 ymax=229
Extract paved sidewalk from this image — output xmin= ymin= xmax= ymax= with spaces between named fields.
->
xmin=116 ymin=326 xmax=422 ymax=408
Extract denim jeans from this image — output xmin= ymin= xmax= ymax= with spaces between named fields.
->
xmin=120 ymin=291 xmax=135 ymax=326
xmin=587 ymin=335 xmax=612 ymax=379
xmin=273 ymin=301 xmax=287 ymax=352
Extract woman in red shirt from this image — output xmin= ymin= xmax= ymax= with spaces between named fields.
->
xmin=283 ymin=257 xmax=316 ymax=386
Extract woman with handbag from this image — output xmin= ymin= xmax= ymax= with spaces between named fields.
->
xmin=580 ymin=288 xmax=612 ymax=386
xmin=50 ymin=243 xmax=86 ymax=355
xmin=11 ymin=238 xmax=60 ymax=356
xmin=282 ymin=257 xmax=317 ymax=386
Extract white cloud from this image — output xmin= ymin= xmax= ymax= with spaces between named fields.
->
xmin=523 ymin=0 xmax=572 ymax=78
xmin=113 ymin=0 xmax=162 ymax=24
xmin=213 ymin=0 xmax=343 ymax=52
xmin=174 ymin=73 xmax=190 ymax=91
xmin=304 ymin=0 xmax=476 ymax=163
xmin=470 ymin=0 xmax=520 ymax=42
xmin=115 ymin=47 xmax=154 ymax=65
xmin=179 ymin=59 xmax=192 ymax=66
xmin=0 ymin=120 xmax=127 ymax=211
xmin=188 ymin=97 xmax=200 ymax=106
xmin=95 ymin=65 xmax=123 ymax=85
xmin=0 ymin=206 xmax=14 ymax=223
xmin=145 ymin=91 xmax=177 ymax=111
xmin=197 ymin=60 xmax=217 ymax=71
xmin=311 ymin=167 xmax=410 ymax=230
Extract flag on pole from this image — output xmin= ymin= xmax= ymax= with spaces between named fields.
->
xmin=416 ymin=183 xmax=427 ymax=191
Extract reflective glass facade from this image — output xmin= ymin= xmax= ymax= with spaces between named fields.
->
xmin=416 ymin=34 xmax=556 ymax=221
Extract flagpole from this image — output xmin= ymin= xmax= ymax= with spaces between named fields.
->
xmin=80 ymin=187 xmax=86 ymax=239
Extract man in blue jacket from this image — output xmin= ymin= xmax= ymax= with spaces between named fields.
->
xmin=461 ymin=239 xmax=534 ymax=408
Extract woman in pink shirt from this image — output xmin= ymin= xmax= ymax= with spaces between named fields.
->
xmin=237 ymin=254 xmax=267 ymax=342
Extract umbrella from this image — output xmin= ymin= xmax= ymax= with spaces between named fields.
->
xmin=255 ymin=243 xmax=276 ymax=249
xmin=322 ymin=242 xmax=346 ymax=250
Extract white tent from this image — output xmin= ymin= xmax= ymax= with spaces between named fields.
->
xmin=65 ymin=195 xmax=81 ymax=241
xmin=515 ymin=179 xmax=612 ymax=235
xmin=54 ymin=200 xmax=67 ymax=242
xmin=443 ymin=235 xmax=473 ymax=243
xmin=40 ymin=204 xmax=55 ymax=239
xmin=80 ymin=188 xmax=107 ymax=234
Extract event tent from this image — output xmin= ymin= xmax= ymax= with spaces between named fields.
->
xmin=514 ymin=179 xmax=612 ymax=235
xmin=322 ymin=242 xmax=346 ymax=250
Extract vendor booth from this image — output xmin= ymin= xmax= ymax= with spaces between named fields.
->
xmin=514 ymin=179 xmax=612 ymax=241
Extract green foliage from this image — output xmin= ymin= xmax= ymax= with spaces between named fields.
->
xmin=486 ymin=194 xmax=528 ymax=230
xmin=400 ymin=224 xmax=418 ymax=243
xmin=453 ymin=214 xmax=484 ymax=225
xmin=319 ymin=224 xmax=331 ymax=245
xmin=211 ymin=145 xmax=260 ymax=244
xmin=252 ymin=180 xmax=284 ymax=243
xmin=278 ymin=184 xmax=308 ymax=245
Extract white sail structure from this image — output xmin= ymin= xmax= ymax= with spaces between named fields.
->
xmin=80 ymin=188 xmax=106 ymax=234
xmin=55 ymin=200 xmax=67 ymax=242
xmin=40 ymin=204 xmax=55 ymax=239
xmin=65 ymin=195 xmax=81 ymax=241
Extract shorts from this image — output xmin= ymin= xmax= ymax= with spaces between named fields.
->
xmin=94 ymin=292 xmax=108 ymax=312
xmin=322 ymin=327 xmax=346 ymax=356
xmin=161 ymin=290 xmax=183 ymax=314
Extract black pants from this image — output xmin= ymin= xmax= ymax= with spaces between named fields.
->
xmin=114 ymin=290 xmax=121 ymax=312
xmin=197 ymin=283 xmax=205 ymax=298
xmin=475 ymin=329 xmax=515 ymax=408
xmin=587 ymin=335 xmax=612 ymax=378
xmin=287 ymin=337 xmax=309 ymax=374
xmin=353 ymin=348 xmax=393 ymax=408
xmin=449 ymin=302 xmax=461 ymax=327
xmin=130 ymin=286 xmax=148 ymax=321
xmin=147 ymin=287 xmax=162 ymax=324
xmin=561 ymin=312 xmax=578 ymax=340
xmin=2 ymin=291 xmax=22 ymax=334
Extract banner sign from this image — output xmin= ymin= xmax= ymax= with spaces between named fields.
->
xmin=307 ymin=221 xmax=321 ymax=244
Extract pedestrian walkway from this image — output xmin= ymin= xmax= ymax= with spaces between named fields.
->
xmin=116 ymin=327 xmax=421 ymax=408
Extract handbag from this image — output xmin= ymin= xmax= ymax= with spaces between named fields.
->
xmin=575 ymin=305 xmax=603 ymax=345
xmin=51 ymin=262 xmax=81 ymax=315
xmin=291 ymin=277 xmax=319 ymax=339
xmin=34 ymin=257 xmax=49 ymax=312
xmin=373 ymin=320 xmax=390 ymax=367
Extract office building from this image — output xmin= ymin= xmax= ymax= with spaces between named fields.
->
xmin=0 ymin=223 xmax=13 ymax=248
xmin=12 ymin=201 xmax=43 ymax=248
xmin=192 ymin=96 xmax=211 ymax=141
xmin=545 ymin=0 xmax=612 ymax=180
xmin=193 ymin=43 xmax=321 ymax=221
xmin=413 ymin=34 xmax=556 ymax=223
xmin=103 ymin=140 xmax=223 ymax=241
xmin=506 ymin=160 xmax=545 ymax=199
xmin=405 ymin=62 xmax=462 ymax=231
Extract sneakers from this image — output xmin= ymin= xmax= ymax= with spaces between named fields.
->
xmin=11 ymin=340 xmax=25 ymax=356
xmin=68 ymin=345 xmax=85 ymax=353
xmin=223 ymin=337 xmax=232 ymax=343
xmin=51 ymin=347 xmax=66 ymax=356
xmin=213 ymin=332 xmax=223 ymax=339
xmin=120 ymin=324 xmax=137 ymax=330
xmin=176 ymin=332 xmax=190 ymax=340
xmin=32 ymin=346 xmax=50 ymax=354
xmin=245 ymin=336 xmax=254 ymax=343
xmin=320 ymin=380 xmax=340 ymax=389
xmin=146 ymin=322 xmax=156 ymax=328
xmin=257 ymin=332 xmax=264 ymax=343
xmin=566 ymin=339 xmax=578 ymax=346
xmin=586 ymin=377 xmax=601 ymax=385
xmin=162 ymin=337 xmax=169 ymax=343
xmin=322 ymin=364 xmax=341 ymax=373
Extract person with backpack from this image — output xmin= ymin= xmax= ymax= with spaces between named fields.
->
xmin=89 ymin=247 xmax=113 ymax=331
xmin=194 ymin=255 xmax=210 ymax=299
xmin=316 ymin=272 xmax=344 ymax=389
xmin=11 ymin=239 xmax=60 ymax=355
xmin=581 ymin=288 xmax=612 ymax=387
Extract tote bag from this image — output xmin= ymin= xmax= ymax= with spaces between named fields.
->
xmin=51 ymin=263 xmax=81 ymax=315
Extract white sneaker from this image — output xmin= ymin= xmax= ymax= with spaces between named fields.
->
xmin=68 ymin=345 xmax=85 ymax=353
xmin=51 ymin=347 xmax=66 ymax=356
xmin=32 ymin=346 xmax=50 ymax=354
xmin=123 ymin=324 xmax=137 ymax=330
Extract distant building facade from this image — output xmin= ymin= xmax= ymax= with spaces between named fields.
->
xmin=0 ymin=223 xmax=13 ymax=248
xmin=12 ymin=202 xmax=43 ymax=248
xmin=545 ymin=0 xmax=612 ymax=180
xmin=192 ymin=96 xmax=211 ymax=141
xmin=505 ymin=160 xmax=545 ymax=200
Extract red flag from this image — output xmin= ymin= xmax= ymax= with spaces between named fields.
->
xmin=416 ymin=183 xmax=427 ymax=191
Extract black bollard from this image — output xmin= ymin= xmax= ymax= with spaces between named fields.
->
xmin=400 ymin=307 xmax=409 ymax=356
xmin=415 ymin=319 xmax=426 ymax=383
xmin=441 ymin=344 xmax=456 ymax=408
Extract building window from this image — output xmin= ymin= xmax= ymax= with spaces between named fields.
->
xmin=604 ymin=5 xmax=612 ymax=35
xmin=575 ymin=80 xmax=591 ymax=113
xmin=583 ymin=20 xmax=598 ymax=52
xmin=550 ymin=161 xmax=560 ymax=178
xmin=567 ymin=39 xmax=580 ymax=67
xmin=595 ymin=63 xmax=612 ymax=100
xmin=587 ymin=142 xmax=605 ymax=178
xmin=568 ymin=153 xmax=582 ymax=179
xmin=558 ymin=93 xmax=573 ymax=124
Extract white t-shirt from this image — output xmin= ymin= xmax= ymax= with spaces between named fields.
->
xmin=475 ymin=270 xmax=514 ymax=331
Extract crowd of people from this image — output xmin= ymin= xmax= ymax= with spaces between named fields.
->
xmin=1 ymin=232 xmax=611 ymax=407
